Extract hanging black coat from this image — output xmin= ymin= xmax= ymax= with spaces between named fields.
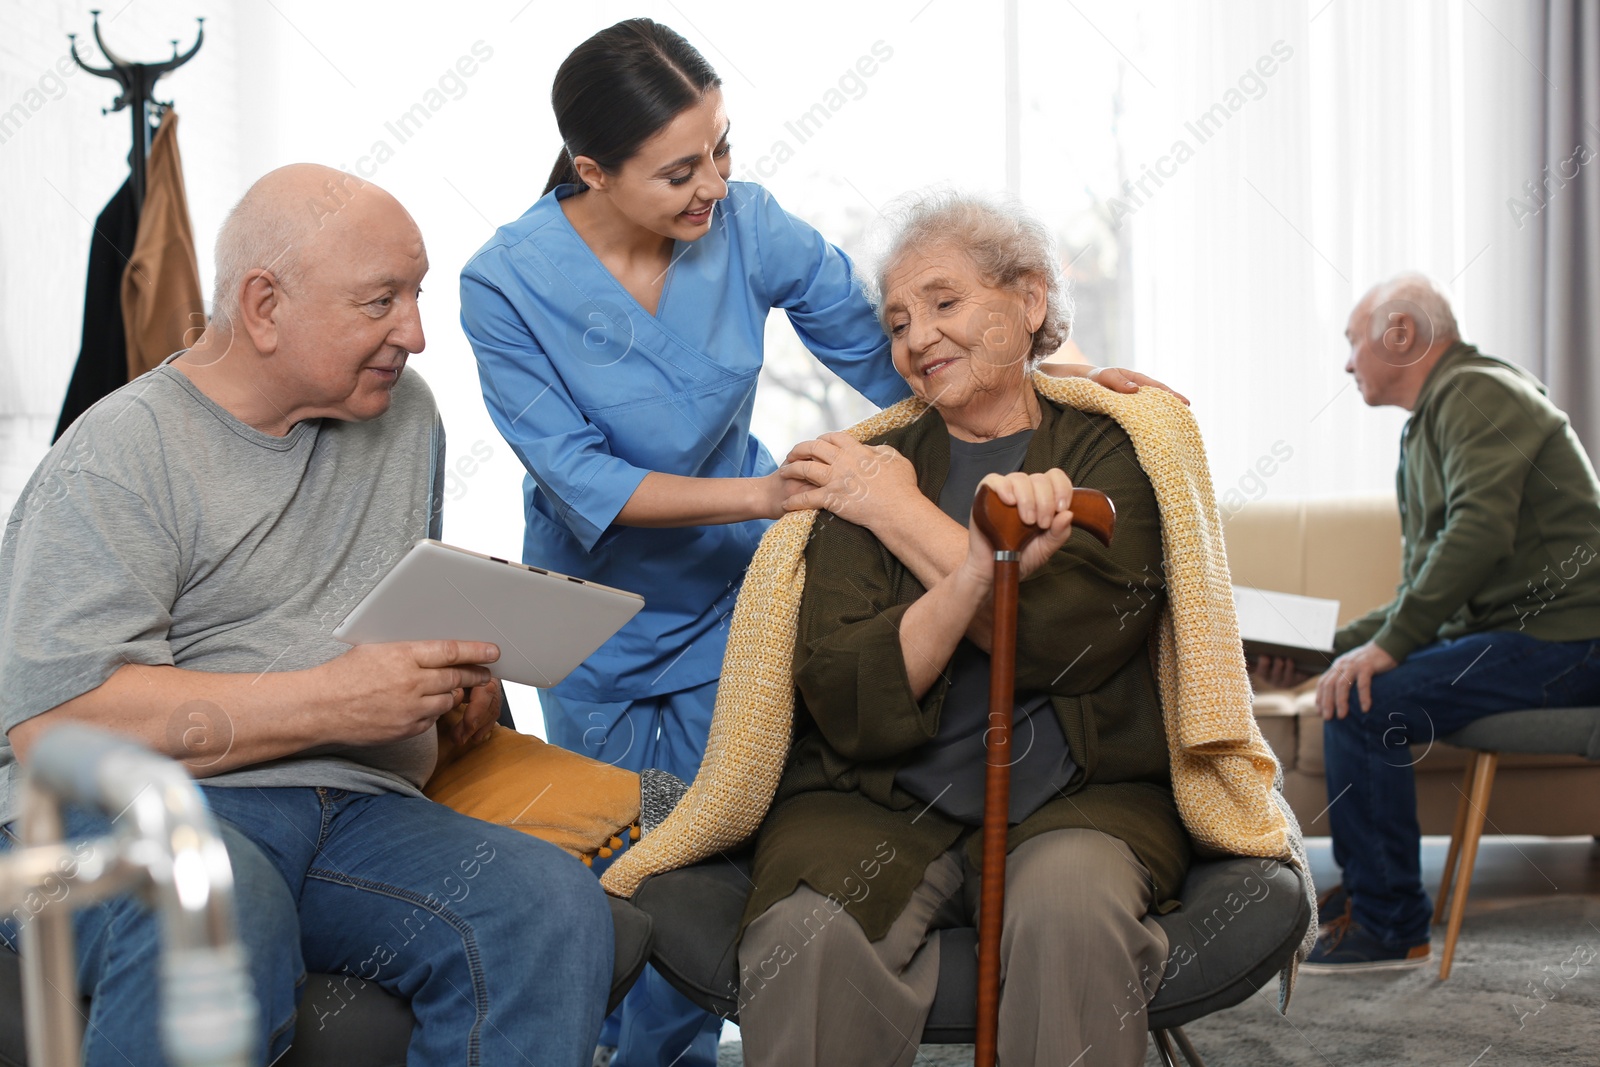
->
xmin=53 ymin=178 xmax=139 ymax=441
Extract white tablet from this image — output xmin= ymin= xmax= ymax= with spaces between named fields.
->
xmin=332 ymin=540 xmax=645 ymax=688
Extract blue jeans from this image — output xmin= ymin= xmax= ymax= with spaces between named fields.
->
xmin=1324 ymin=631 xmax=1600 ymax=947
xmin=543 ymin=679 xmax=723 ymax=1067
xmin=1 ymin=785 xmax=613 ymax=1066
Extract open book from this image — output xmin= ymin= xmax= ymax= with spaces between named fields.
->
xmin=1233 ymin=586 xmax=1340 ymax=673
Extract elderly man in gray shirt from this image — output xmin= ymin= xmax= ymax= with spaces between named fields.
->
xmin=0 ymin=165 xmax=612 ymax=1066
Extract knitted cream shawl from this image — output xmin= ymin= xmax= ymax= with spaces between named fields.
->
xmin=600 ymin=373 xmax=1316 ymax=996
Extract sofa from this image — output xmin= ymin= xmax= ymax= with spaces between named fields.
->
xmin=1223 ymin=495 xmax=1600 ymax=837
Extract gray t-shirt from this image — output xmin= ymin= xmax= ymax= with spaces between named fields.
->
xmin=0 ymin=357 xmax=446 ymax=825
xmin=895 ymin=429 xmax=1078 ymax=825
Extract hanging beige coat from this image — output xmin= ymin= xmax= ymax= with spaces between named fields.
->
xmin=121 ymin=110 xmax=205 ymax=379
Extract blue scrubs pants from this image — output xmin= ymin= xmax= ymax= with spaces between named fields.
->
xmin=543 ymin=678 xmax=723 ymax=1067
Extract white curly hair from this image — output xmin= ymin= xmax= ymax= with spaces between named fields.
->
xmin=869 ymin=189 xmax=1073 ymax=367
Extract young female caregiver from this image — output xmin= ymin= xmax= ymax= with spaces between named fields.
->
xmin=460 ymin=19 xmax=1175 ymax=1067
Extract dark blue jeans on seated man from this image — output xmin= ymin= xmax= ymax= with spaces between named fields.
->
xmin=0 ymin=785 xmax=613 ymax=1067
xmin=1324 ymin=630 xmax=1600 ymax=948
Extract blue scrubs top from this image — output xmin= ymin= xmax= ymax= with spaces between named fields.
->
xmin=461 ymin=181 xmax=912 ymax=702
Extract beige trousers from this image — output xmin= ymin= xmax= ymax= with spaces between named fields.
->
xmin=738 ymin=828 xmax=1168 ymax=1067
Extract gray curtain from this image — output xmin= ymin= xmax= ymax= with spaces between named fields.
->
xmin=1537 ymin=0 xmax=1600 ymax=467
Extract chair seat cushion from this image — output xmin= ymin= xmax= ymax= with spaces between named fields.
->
xmin=632 ymin=852 xmax=1310 ymax=1035
xmin=1443 ymin=707 xmax=1600 ymax=758
xmin=0 ymin=895 xmax=652 ymax=1067
xmin=1289 ymin=694 xmax=1598 ymax=774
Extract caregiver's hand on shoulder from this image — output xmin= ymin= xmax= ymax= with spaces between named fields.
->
xmin=1039 ymin=362 xmax=1191 ymax=406
xmin=966 ymin=470 xmax=1078 ymax=582
xmin=779 ymin=432 xmax=921 ymax=527
xmin=318 ymin=640 xmax=500 ymax=745
xmin=756 ymin=466 xmax=815 ymax=520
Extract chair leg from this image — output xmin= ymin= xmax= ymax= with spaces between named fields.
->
xmin=1433 ymin=757 xmax=1479 ymax=925
xmin=1150 ymin=1029 xmax=1180 ymax=1067
xmin=1170 ymin=1025 xmax=1207 ymax=1067
xmin=1150 ymin=1028 xmax=1207 ymax=1067
xmin=1439 ymin=751 xmax=1498 ymax=980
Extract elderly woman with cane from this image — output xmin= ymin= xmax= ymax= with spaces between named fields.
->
xmin=734 ymin=192 xmax=1191 ymax=1067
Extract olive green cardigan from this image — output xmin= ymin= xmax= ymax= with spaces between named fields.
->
xmin=741 ymin=395 xmax=1192 ymax=940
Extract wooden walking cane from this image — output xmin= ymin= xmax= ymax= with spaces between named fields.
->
xmin=970 ymin=485 xmax=1116 ymax=1067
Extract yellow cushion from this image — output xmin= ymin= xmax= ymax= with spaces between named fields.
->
xmin=425 ymin=712 xmax=640 ymax=862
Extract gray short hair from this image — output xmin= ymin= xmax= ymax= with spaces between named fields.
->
xmin=871 ymin=190 xmax=1072 ymax=366
xmin=1365 ymin=272 xmax=1460 ymax=347
xmin=211 ymin=187 xmax=307 ymax=328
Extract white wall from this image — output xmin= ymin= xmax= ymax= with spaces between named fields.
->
xmin=0 ymin=0 xmax=240 ymax=512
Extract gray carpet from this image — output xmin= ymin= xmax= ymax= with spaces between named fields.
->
xmin=712 ymin=897 xmax=1600 ymax=1066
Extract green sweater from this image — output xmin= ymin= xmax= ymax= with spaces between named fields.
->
xmin=1336 ymin=343 xmax=1600 ymax=660
xmin=742 ymin=394 xmax=1191 ymax=941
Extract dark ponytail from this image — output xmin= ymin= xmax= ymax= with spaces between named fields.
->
xmin=542 ymin=19 xmax=722 ymax=196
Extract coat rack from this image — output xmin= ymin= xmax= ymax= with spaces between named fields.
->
xmin=68 ymin=9 xmax=204 ymax=214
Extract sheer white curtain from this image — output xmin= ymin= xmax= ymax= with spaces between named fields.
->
xmin=1058 ymin=0 xmax=1549 ymax=502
